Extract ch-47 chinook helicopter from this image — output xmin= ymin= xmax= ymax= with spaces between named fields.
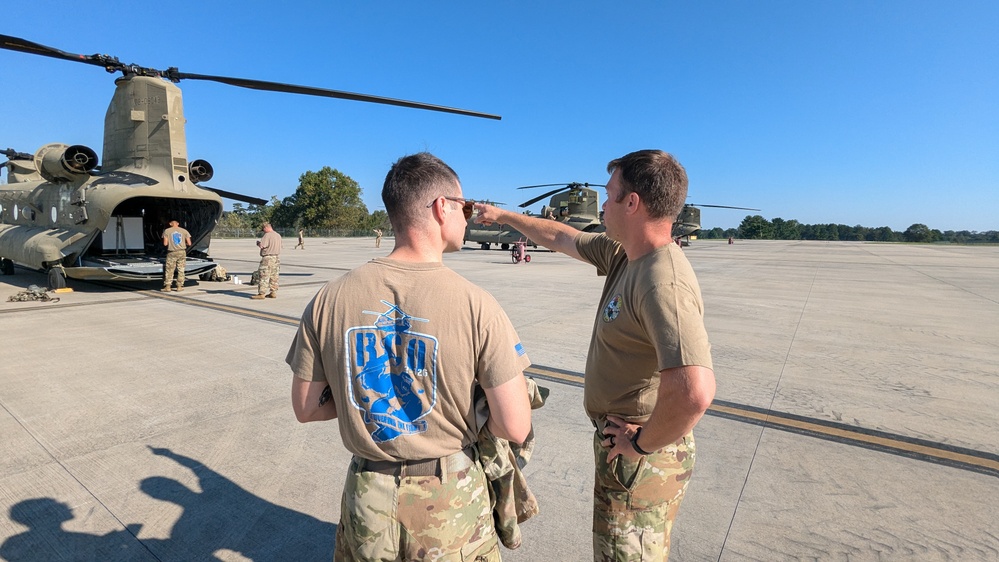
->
xmin=673 ymin=203 xmax=761 ymax=245
xmin=463 ymin=182 xmax=604 ymax=249
xmin=0 ymin=34 xmax=499 ymax=285
xmin=462 ymin=181 xmax=758 ymax=249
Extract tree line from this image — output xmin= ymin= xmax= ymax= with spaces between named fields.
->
xmin=699 ymin=216 xmax=999 ymax=244
xmin=216 ymin=166 xmax=390 ymax=236
xmin=217 ymin=166 xmax=996 ymax=244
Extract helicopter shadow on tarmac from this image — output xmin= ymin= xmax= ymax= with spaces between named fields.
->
xmin=0 ymin=447 xmax=335 ymax=561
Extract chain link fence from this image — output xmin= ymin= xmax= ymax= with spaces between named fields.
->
xmin=211 ymin=227 xmax=391 ymax=239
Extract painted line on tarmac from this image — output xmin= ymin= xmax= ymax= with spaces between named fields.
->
xmin=708 ymin=399 xmax=999 ymax=478
xmin=526 ymin=366 xmax=998 ymax=478
xmin=127 ymin=295 xmax=999 ymax=479
xmin=525 ymin=365 xmax=588 ymax=387
xmin=0 ymin=296 xmax=147 ymax=314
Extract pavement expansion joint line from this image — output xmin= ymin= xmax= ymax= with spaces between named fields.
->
xmin=0 ymin=395 xmax=158 ymax=557
xmin=717 ymin=268 xmax=818 ymax=559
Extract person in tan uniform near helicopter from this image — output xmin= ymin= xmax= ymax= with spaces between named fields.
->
xmin=161 ymin=220 xmax=191 ymax=292
xmin=287 ymin=152 xmax=532 ymax=560
xmin=251 ymin=223 xmax=281 ymax=299
xmin=474 ymin=149 xmax=716 ymax=561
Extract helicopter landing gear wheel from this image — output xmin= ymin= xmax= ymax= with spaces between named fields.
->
xmin=480 ymin=243 xmax=490 ymax=250
xmin=1 ymin=258 xmax=14 ymax=275
xmin=47 ymin=266 xmax=66 ymax=290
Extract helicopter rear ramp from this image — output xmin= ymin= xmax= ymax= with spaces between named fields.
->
xmin=71 ymin=256 xmax=217 ymax=281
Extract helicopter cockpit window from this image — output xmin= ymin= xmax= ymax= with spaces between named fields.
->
xmin=51 ymin=207 xmax=58 ymax=224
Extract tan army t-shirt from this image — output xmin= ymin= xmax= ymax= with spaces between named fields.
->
xmin=286 ymin=258 xmax=530 ymax=461
xmin=162 ymin=226 xmax=190 ymax=252
xmin=576 ymin=233 xmax=712 ymax=422
xmin=258 ymin=231 xmax=282 ymax=256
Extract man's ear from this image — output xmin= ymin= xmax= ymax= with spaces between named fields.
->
xmin=429 ymin=198 xmax=447 ymax=225
xmin=625 ymin=191 xmax=641 ymax=215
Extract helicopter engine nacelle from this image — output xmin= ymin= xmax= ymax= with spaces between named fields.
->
xmin=35 ymin=143 xmax=98 ymax=182
xmin=188 ymin=159 xmax=214 ymax=184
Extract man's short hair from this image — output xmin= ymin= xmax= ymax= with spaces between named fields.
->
xmin=261 ymin=222 xmax=272 ymax=229
xmin=607 ymin=150 xmax=688 ymax=220
xmin=382 ymin=152 xmax=460 ymax=230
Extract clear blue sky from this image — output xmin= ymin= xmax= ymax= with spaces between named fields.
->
xmin=3 ymin=1 xmax=996 ymax=232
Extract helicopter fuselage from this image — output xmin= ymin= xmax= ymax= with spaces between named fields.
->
xmin=463 ymin=186 xmax=604 ymax=249
xmin=0 ymin=76 xmax=223 ymax=281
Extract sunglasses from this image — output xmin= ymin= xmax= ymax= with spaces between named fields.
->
xmin=427 ymin=196 xmax=475 ymax=220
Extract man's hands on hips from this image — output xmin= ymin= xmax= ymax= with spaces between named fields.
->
xmin=601 ymin=414 xmax=644 ymax=461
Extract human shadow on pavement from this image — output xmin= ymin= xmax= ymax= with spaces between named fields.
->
xmin=0 ymin=498 xmax=148 ymax=561
xmin=1 ymin=447 xmax=336 ymax=561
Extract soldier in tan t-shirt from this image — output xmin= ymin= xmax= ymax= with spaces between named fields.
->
xmin=287 ymin=152 xmax=532 ymax=561
xmin=161 ymin=220 xmax=191 ymax=292
xmin=474 ymin=150 xmax=716 ymax=561
xmin=251 ymin=223 xmax=282 ymax=299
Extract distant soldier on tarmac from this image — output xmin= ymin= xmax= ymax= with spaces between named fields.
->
xmin=161 ymin=220 xmax=191 ymax=292
xmin=251 ymin=223 xmax=282 ymax=300
xmin=295 ymin=229 xmax=305 ymax=250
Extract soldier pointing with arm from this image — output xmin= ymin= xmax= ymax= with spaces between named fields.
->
xmin=475 ymin=149 xmax=716 ymax=561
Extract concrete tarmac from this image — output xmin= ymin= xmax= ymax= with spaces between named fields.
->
xmin=1 ymin=238 xmax=996 ymax=561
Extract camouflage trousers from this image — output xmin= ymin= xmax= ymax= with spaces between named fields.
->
xmin=164 ymin=250 xmax=186 ymax=288
xmin=256 ymin=255 xmax=279 ymax=295
xmin=592 ymin=430 xmax=696 ymax=562
xmin=334 ymin=450 xmax=501 ymax=561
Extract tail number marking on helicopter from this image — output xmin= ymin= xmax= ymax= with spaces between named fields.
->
xmin=133 ymin=96 xmax=164 ymax=106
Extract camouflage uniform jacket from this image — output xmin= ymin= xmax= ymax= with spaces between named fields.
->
xmin=474 ymin=377 xmax=548 ymax=550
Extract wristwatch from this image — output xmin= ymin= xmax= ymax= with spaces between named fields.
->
xmin=630 ymin=427 xmax=654 ymax=456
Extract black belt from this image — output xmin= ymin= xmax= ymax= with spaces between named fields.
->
xmin=357 ymin=447 xmax=475 ymax=478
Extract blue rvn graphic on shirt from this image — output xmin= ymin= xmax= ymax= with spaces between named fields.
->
xmin=171 ymin=232 xmax=183 ymax=246
xmin=345 ymin=301 xmax=438 ymax=443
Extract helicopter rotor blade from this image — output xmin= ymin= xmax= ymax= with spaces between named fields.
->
xmin=517 ymin=182 xmax=605 ymax=190
xmin=174 ymin=72 xmax=500 ymax=120
xmin=689 ymin=204 xmax=761 ymax=211
xmin=200 ymin=186 xmax=269 ymax=206
xmin=0 ymin=34 xmax=115 ymax=70
xmin=0 ymin=34 xmax=500 ymax=120
xmin=516 ymin=182 xmax=606 ymax=208
xmin=519 ymin=187 xmax=571 ymax=208
xmin=516 ymin=183 xmax=573 ymax=190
